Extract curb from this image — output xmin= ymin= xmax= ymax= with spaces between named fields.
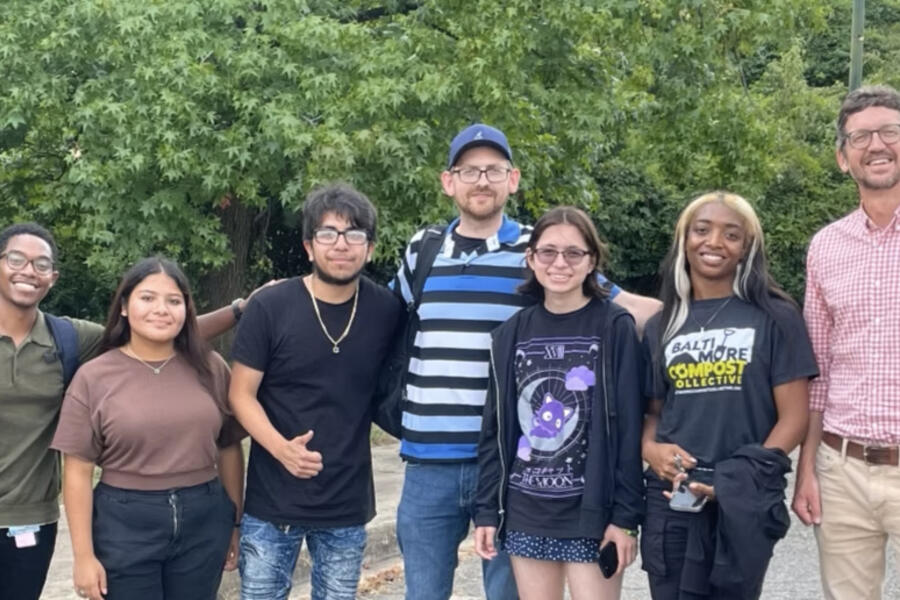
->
xmin=44 ymin=441 xmax=405 ymax=600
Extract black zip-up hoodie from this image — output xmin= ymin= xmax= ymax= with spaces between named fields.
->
xmin=473 ymin=299 xmax=645 ymax=540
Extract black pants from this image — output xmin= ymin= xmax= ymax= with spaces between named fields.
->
xmin=0 ymin=521 xmax=57 ymax=600
xmin=641 ymin=471 xmax=762 ymax=600
xmin=93 ymin=479 xmax=235 ymax=600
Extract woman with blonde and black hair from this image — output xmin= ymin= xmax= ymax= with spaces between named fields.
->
xmin=640 ymin=192 xmax=818 ymax=600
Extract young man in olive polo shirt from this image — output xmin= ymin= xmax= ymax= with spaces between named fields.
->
xmin=0 ymin=222 xmax=249 ymax=600
xmin=0 ymin=224 xmax=103 ymax=600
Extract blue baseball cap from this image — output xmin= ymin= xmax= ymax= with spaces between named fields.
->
xmin=447 ymin=124 xmax=512 ymax=168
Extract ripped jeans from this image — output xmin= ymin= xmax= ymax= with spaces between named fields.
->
xmin=238 ymin=513 xmax=366 ymax=600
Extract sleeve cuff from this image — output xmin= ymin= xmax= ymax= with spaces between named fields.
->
xmin=809 ymin=383 xmax=828 ymax=412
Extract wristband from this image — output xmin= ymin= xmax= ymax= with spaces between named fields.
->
xmin=231 ymin=298 xmax=244 ymax=322
xmin=234 ymin=521 xmax=242 ymax=528
xmin=622 ymin=527 xmax=638 ymax=537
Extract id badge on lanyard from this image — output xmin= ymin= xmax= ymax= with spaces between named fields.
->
xmin=6 ymin=524 xmax=40 ymax=548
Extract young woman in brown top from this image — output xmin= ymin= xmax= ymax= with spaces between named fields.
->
xmin=52 ymin=257 xmax=245 ymax=600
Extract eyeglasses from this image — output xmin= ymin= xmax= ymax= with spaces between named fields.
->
xmin=531 ymin=247 xmax=591 ymax=266
xmin=450 ymin=165 xmax=511 ymax=184
xmin=843 ymin=123 xmax=900 ymax=149
xmin=0 ymin=250 xmax=55 ymax=275
xmin=313 ymin=228 xmax=369 ymax=245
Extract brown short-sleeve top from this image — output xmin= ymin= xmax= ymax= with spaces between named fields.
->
xmin=51 ymin=349 xmax=245 ymax=490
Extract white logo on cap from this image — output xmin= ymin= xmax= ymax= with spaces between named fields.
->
xmin=474 ymin=130 xmax=483 ymax=140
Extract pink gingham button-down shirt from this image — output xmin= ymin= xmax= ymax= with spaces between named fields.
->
xmin=804 ymin=205 xmax=900 ymax=444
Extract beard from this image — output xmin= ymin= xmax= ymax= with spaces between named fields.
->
xmin=851 ymin=150 xmax=900 ymax=190
xmin=457 ymin=189 xmax=506 ymax=221
xmin=856 ymin=170 xmax=900 ymax=190
xmin=311 ymin=261 xmax=364 ymax=286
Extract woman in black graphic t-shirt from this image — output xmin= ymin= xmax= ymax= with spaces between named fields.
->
xmin=474 ymin=207 xmax=644 ymax=600
xmin=641 ymin=192 xmax=818 ymax=600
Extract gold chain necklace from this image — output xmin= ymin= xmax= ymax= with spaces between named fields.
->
xmin=124 ymin=345 xmax=176 ymax=375
xmin=305 ymin=276 xmax=359 ymax=354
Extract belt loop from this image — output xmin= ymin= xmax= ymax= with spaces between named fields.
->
xmin=840 ymin=437 xmax=849 ymax=463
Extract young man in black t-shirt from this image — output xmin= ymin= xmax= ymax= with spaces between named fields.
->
xmin=229 ymin=184 xmax=404 ymax=600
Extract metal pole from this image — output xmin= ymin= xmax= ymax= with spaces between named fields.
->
xmin=849 ymin=0 xmax=865 ymax=91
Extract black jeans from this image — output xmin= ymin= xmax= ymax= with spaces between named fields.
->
xmin=93 ymin=478 xmax=235 ymax=600
xmin=641 ymin=471 xmax=762 ymax=600
xmin=0 ymin=521 xmax=57 ymax=600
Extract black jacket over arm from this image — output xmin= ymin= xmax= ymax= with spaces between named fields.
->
xmin=710 ymin=444 xmax=792 ymax=591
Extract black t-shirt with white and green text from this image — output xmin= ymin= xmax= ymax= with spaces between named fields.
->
xmin=644 ymin=297 xmax=818 ymax=466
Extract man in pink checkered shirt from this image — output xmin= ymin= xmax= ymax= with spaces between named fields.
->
xmin=792 ymin=85 xmax=900 ymax=600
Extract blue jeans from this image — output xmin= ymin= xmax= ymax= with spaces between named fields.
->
xmin=238 ymin=513 xmax=366 ymax=600
xmin=397 ymin=462 xmax=518 ymax=600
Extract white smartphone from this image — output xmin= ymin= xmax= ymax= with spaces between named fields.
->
xmin=668 ymin=481 xmax=708 ymax=512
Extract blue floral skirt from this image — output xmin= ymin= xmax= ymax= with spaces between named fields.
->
xmin=504 ymin=529 xmax=600 ymax=563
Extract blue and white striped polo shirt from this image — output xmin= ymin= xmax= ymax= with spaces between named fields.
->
xmin=393 ymin=215 xmax=618 ymax=462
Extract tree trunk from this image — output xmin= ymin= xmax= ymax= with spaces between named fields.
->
xmin=199 ymin=195 xmax=265 ymax=356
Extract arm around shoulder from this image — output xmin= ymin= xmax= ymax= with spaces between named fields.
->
xmin=612 ymin=290 xmax=662 ymax=339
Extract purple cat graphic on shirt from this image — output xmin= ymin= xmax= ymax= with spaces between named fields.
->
xmin=517 ymin=392 xmax=574 ymax=461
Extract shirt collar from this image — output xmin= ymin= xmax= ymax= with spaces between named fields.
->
xmin=6 ymin=311 xmax=55 ymax=348
xmin=29 ymin=311 xmax=55 ymax=348
xmin=444 ymin=214 xmax=522 ymax=248
xmin=859 ymin=203 xmax=900 ymax=233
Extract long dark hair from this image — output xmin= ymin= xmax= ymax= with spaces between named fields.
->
xmin=519 ymin=206 xmax=610 ymax=301
xmin=99 ymin=257 xmax=213 ymax=390
xmin=657 ymin=192 xmax=796 ymax=350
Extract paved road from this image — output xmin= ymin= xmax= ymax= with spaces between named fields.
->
xmin=355 ymin=451 xmax=900 ymax=600
xmin=357 ymin=503 xmax=900 ymax=600
xmin=43 ymin=443 xmax=899 ymax=599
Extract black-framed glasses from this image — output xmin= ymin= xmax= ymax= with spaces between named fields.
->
xmin=313 ymin=228 xmax=369 ymax=245
xmin=0 ymin=250 xmax=55 ymax=275
xmin=531 ymin=247 xmax=591 ymax=266
xmin=843 ymin=123 xmax=900 ymax=149
xmin=450 ymin=165 xmax=511 ymax=184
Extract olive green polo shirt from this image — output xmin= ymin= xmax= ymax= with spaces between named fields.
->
xmin=0 ymin=312 xmax=103 ymax=526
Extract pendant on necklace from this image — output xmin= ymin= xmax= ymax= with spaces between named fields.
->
xmin=152 ymin=367 xmax=161 ymax=375
xmin=332 ymin=346 xmax=340 ymax=354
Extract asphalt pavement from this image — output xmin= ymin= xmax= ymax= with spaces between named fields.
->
xmin=42 ymin=442 xmax=898 ymax=599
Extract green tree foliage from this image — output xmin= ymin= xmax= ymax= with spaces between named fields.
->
xmin=1 ymin=0 xmax=898 ymax=317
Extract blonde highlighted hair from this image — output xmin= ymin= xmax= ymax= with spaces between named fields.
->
xmin=659 ymin=191 xmax=793 ymax=344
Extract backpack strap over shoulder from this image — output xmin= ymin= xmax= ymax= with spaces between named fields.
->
xmin=372 ymin=224 xmax=447 ymax=439
xmin=44 ymin=314 xmax=81 ymax=388
xmin=408 ymin=224 xmax=445 ymax=310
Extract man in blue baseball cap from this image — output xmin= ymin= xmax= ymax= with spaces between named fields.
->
xmin=442 ymin=124 xmax=516 ymax=229
xmin=390 ymin=123 xmax=660 ymax=600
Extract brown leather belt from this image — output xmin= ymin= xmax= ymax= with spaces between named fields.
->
xmin=822 ymin=431 xmax=900 ymax=466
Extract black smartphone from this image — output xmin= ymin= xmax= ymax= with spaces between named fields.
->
xmin=598 ymin=541 xmax=618 ymax=578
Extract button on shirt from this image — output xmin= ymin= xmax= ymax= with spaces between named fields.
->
xmin=0 ymin=313 xmax=102 ymax=526
xmin=804 ymin=206 xmax=900 ymax=444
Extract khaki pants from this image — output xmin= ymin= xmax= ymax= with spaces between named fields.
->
xmin=814 ymin=442 xmax=900 ymax=600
